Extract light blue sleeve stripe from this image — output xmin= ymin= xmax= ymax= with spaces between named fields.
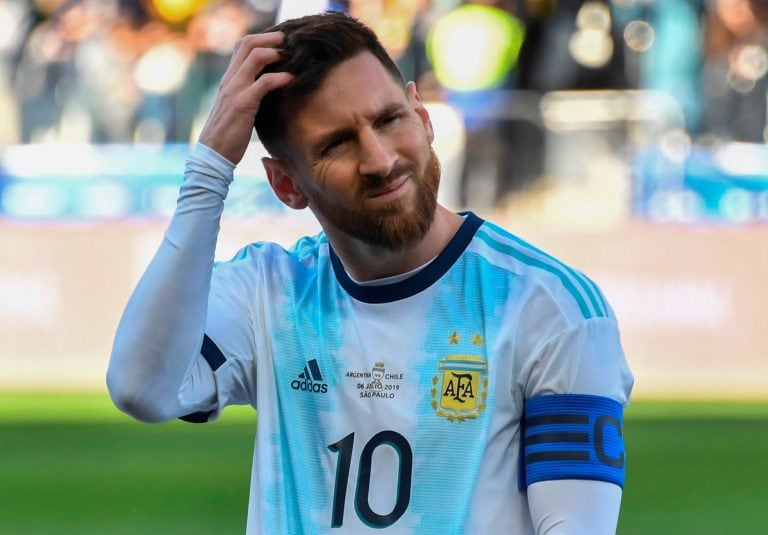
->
xmin=482 ymin=222 xmax=606 ymax=318
xmin=582 ymin=273 xmax=609 ymax=319
xmin=475 ymin=229 xmax=594 ymax=320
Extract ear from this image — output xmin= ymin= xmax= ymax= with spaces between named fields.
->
xmin=406 ymin=81 xmax=434 ymax=144
xmin=262 ymin=157 xmax=309 ymax=210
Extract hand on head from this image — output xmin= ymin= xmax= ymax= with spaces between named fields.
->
xmin=198 ymin=32 xmax=294 ymax=165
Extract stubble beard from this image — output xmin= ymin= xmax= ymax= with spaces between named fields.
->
xmin=315 ymin=148 xmax=441 ymax=251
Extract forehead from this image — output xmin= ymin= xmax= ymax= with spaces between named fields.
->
xmin=288 ymin=52 xmax=407 ymax=144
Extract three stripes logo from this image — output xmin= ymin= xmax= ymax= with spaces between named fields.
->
xmin=291 ymin=359 xmax=328 ymax=394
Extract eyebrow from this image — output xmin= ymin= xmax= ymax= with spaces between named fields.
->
xmin=309 ymin=102 xmax=406 ymax=158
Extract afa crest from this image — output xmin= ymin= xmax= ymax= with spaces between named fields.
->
xmin=431 ymin=353 xmax=489 ymax=422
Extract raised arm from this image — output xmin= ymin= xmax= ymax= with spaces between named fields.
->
xmin=106 ymin=33 xmax=293 ymax=423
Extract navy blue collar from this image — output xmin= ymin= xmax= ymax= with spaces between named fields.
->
xmin=329 ymin=211 xmax=484 ymax=303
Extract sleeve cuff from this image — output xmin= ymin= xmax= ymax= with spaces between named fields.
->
xmin=193 ymin=143 xmax=237 ymax=170
xmin=185 ymin=143 xmax=237 ymax=188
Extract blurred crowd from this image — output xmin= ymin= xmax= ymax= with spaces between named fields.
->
xmin=1 ymin=0 xmax=767 ymax=208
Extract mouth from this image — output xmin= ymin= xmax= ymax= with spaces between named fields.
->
xmin=366 ymin=175 xmax=410 ymax=200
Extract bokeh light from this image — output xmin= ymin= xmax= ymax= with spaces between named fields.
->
xmin=133 ymin=40 xmax=193 ymax=94
xmin=569 ymin=1 xmax=614 ymax=68
xmin=624 ymin=20 xmax=654 ymax=52
xmin=151 ymin=0 xmax=210 ymax=23
xmin=427 ymin=4 xmax=525 ymax=92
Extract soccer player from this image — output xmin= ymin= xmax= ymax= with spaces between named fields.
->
xmin=107 ymin=12 xmax=633 ymax=534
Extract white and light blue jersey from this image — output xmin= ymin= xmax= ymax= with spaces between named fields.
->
xmin=185 ymin=212 xmax=633 ymax=534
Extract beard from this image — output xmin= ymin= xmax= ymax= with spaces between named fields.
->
xmin=312 ymin=148 xmax=441 ymax=251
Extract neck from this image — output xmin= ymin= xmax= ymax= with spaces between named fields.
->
xmin=325 ymin=205 xmax=464 ymax=281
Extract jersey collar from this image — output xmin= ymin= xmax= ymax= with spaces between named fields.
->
xmin=329 ymin=211 xmax=484 ymax=303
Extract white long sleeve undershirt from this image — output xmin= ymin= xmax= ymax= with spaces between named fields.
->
xmin=107 ymin=143 xmax=233 ymax=423
xmin=528 ymin=479 xmax=622 ymax=534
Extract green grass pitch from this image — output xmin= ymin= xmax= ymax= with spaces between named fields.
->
xmin=1 ymin=393 xmax=767 ymax=534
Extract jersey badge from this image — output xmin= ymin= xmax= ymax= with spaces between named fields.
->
xmin=431 ymin=336 xmax=489 ymax=422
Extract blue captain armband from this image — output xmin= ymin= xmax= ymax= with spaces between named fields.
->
xmin=520 ymin=394 xmax=626 ymax=490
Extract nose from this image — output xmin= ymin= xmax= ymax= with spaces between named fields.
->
xmin=358 ymin=129 xmax=396 ymax=178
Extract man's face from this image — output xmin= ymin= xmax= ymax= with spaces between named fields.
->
xmin=284 ymin=52 xmax=439 ymax=251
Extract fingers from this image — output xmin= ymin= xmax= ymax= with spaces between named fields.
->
xmin=229 ymin=32 xmax=283 ymax=67
xmin=240 ymin=46 xmax=283 ymax=79
xmin=199 ymin=31 xmax=292 ymax=164
xmin=220 ymin=47 xmax=288 ymax=101
xmin=243 ymin=71 xmax=295 ymax=105
xmin=223 ymin=32 xmax=284 ymax=85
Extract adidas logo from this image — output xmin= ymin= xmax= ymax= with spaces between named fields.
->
xmin=291 ymin=359 xmax=328 ymax=394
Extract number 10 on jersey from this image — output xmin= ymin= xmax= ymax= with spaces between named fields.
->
xmin=328 ymin=431 xmax=413 ymax=528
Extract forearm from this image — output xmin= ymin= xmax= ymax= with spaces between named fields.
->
xmin=107 ymin=144 xmax=234 ymax=422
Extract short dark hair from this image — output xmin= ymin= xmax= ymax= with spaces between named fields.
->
xmin=254 ymin=12 xmax=405 ymax=160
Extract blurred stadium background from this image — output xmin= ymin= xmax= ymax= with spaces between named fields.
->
xmin=1 ymin=0 xmax=767 ymax=533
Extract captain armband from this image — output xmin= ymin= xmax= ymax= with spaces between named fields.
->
xmin=519 ymin=394 xmax=626 ymax=490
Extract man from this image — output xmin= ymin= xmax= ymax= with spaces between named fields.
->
xmin=107 ymin=12 xmax=633 ymax=534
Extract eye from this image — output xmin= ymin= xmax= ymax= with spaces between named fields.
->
xmin=380 ymin=113 xmax=401 ymax=126
xmin=323 ymin=139 xmax=343 ymax=153
xmin=320 ymin=135 xmax=351 ymax=157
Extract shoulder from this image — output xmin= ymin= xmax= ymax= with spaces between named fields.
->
xmin=468 ymin=219 xmax=612 ymax=324
xmin=212 ymin=232 xmax=329 ymax=285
